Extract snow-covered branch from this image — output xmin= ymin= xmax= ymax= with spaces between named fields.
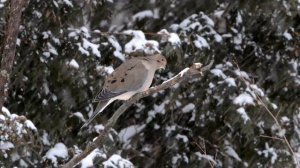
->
xmin=62 ymin=60 xmax=214 ymax=168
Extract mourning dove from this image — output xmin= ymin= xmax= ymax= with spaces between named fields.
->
xmin=81 ymin=54 xmax=167 ymax=129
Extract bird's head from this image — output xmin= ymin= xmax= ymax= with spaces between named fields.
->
xmin=151 ymin=54 xmax=167 ymax=70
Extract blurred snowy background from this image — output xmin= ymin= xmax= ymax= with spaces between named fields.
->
xmin=1 ymin=0 xmax=300 ymax=167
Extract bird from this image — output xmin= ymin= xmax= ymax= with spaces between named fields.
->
xmin=81 ymin=54 xmax=167 ymax=129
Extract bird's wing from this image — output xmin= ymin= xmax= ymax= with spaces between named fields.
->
xmin=93 ymin=59 xmax=150 ymax=102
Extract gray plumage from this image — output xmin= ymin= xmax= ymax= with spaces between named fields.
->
xmin=81 ymin=54 xmax=167 ymax=129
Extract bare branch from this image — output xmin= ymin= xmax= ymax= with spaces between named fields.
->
xmin=62 ymin=60 xmax=214 ymax=168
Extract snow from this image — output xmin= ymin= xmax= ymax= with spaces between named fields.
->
xmin=158 ymin=29 xmax=181 ymax=46
xmin=194 ymin=35 xmax=209 ymax=49
xmin=96 ymin=65 xmax=114 ymax=74
xmin=94 ymin=124 xmax=105 ymax=133
xmin=124 ymin=30 xmax=160 ymax=55
xmin=0 ymin=114 xmax=5 ymax=120
xmin=2 ymin=106 xmax=11 ymax=116
xmin=211 ymin=68 xmax=226 ymax=79
xmin=182 ymin=103 xmax=195 ymax=113
xmin=108 ymin=36 xmax=125 ymax=61
xmin=132 ymin=10 xmax=154 ymax=21
xmin=82 ymin=38 xmax=101 ymax=57
xmin=69 ymin=59 xmax=80 ymax=69
xmin=80 ymin=149 xmax=106 ymax=168
xmin=63 ymin=0 xmax=73 ymax=7
xmin=236 ymin=107 xmax=250 ymax=124
xmin=225 ymin=146 xmax=242 ymax=161
xmin=0 ymin=141 xmax=14 ymax=150
xmin=233 ymin=92 xmax=255 ymax=106
xmin=283 ymin=30 xmax=292 ymax=40
xmin=179 ymin=68 xmax=190 ymax=77
xmin=42 ymin=131 xmax=51 ymax=146
xmin=103 ymin=154 xmax=134 ymax=168
xmin=45 ymin=143 xmax=68 ymax=166
xmin=224 ymin=77 xmax=237 ymax=87
xmin=47 ymin=43 xmax=58 ymax=55
xmin=118 ymin=124 xmax=146 ymax=143
xmin=176 ymin=134 xmax=189 ymax=143
xmin=72 ymin=112 xmax=86 ymax=122
xmin=25 ymin=120 xmax=37 ymax=131
xmin=257 ymin=143 xmax=278 ymax=164
xmin=234 ymin=69 xmax=250 ymax=80
xmin=194 ymin=152 xmax=217 ymax=164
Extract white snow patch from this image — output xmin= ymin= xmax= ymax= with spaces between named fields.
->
xmin=2 ymin=106 xmax=11 ymax=116
xmin=124 ymin=30 xmax=160 ymax=55
xmin=211 ymin=69 xmax=227 ymax=79
xmin=72 ymin=112 xmax=86 ymax=122
xmin=80 ymin=149 xmax=106 ymax=168
xmin=225 ymin=77 xmax=237 ymax=87
xmin=225 ymin=146 xmax=242 ymax=161
xmin=283 ymin=30 xmax=292 ymax=40
xmin=94 ymin=124 xmax=105 ymax=133
xmin=182 ymin=103 xmax=195 ymax=113
xmin=236 ymin=107 xmax=250 ymax=124
xmin=132 ymin=10 xmax=154 ymax=21
xmin=69 ymin=59 xmax=80 ymax=69
xmin=108 ymin=36 xmax=125 ymax=61
xmin=194 ymin=35 xmax=209 ymax=49
xmin=82 ymin=38 xmax=101 ymax=57
xmin=0 ymin=141 xmax=14 ymax=150
xmin=45 ymin=143 xmax=68 ymax=166
xmin=118 ymin=124 xmax=145 ymax=143
xmin=176 ymin=134 xmax=189 ymax=143
xmin=195 ymin=152 xmax=217 ymax=164
xmin=42 ymin=131 xmax=51 ymax=146
xmin=63 ymin=0 xmax=73 ymax=7
xmin=233 ymin=93 xmax=255 ymax=106
xmin=103 ymin=154 xmax=134 ymax=168
xmin=25 ymin=120 xmax=37 ymax=131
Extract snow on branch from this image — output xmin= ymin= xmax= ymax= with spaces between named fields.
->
xmin=62 ymin=60 xmax=214 ymax=168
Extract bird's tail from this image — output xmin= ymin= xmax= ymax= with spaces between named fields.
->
xmin=80 ymin=99 xmax=113 ymax=130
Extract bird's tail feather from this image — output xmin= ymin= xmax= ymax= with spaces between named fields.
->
xmin=80 ymin=99 xmax=113 ymax=130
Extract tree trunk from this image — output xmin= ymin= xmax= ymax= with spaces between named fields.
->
xmin=0 ymin=0 xmax=29 ymax=110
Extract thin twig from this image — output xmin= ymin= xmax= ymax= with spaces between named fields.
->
xmin=233 ymin=59 xmax=299 ymax=166
xmin=61 ymin=60 xmax=214 ymax=168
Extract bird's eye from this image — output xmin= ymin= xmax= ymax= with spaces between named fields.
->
xmin=157 ymin=60 xmax=161 ymax=63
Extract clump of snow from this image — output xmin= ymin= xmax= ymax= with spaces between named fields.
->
xmin=124 ymin=30 xmax=160 ymax=55
xmin=96 ymin=65 xmax=114 ymax=74
xmin=103 ymin=154 xmax=134 ymax=168
xmin=225 ymin=146 xmax=242 ymax=162
xmin=257 ymin=143 xmax=278 ymax=164
xmin=94 ymin=124 xmax=105 ymax=133
xmin=82 ymin=38 xmax=101 ymax=57
xmin=233 ymin=93 xmax=255 ymax=106
xmin=71 ymin=112 xmax=86 ymax=122
xmin=283 ymin=30 xmax=292 ymax=40
xmin=194 ymin=152 xmax=217 ymax=165
xmin=0 ymin=141 xmax=14 ymax=150
xmin=224 ymin=77 xmax=237 ymax=87
xmin=80 ymin=149 xmax=106 ymax=168
xmin=236 ymin=107 xmax=250 ymax=124
xmin=176 ymin=134 xmax=189 ymax=143
xmin=45 ymin=143 xmax=68 ymax=166
xmin=132 ymin=10 xmax=154 ymax=21
xmin=63 ymin=0 xmax=73 ymax=7
xmin=68 ymin=59 xmax=80 ymax=69
xmin=25 ymin=120 xmax=37 ymax=131
xmin=108 ymin=36 xmax=125 ymax=61
xmin=118 ymin=124 xmax=145 ymax=144
xmin=182 ymin=103 xmax=195 ymax=113
xmin=157 ymin=29 xmax=181 ymax=46
xmin=42 ymin=131 xmax=51 ymax=146
xmin=194 ymin=35 xmax=209 ymax=49
xmin=211 ymin=68 xmax=226 ymax=79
